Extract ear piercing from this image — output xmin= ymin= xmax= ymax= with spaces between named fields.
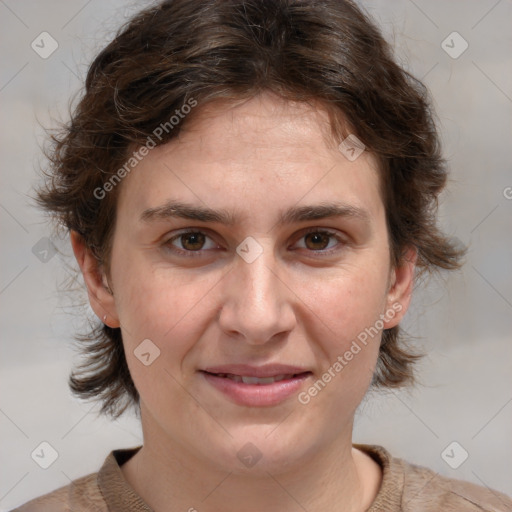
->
xmin=103 ymin=314 xmax=107 ymax=323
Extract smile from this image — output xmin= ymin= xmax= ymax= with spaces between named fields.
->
xmin=200 ymin=370 xmax=312 ymax=406
xmin=210 ymin=372 xmax=300 ymax=384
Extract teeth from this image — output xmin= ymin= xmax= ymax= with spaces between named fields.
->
xmin=242 ymin=376 xmax=268 ymax=384
xmin=207 ymin=372 xmax=303 ymax=384
xmin=225 ymin=373 xmax=294 ymax=384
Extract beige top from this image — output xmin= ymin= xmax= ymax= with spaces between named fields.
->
xmin=11 ymin=444 xmax=512 ymax=511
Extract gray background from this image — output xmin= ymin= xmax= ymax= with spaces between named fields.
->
xmin=1 ymin=0 xmax=511 ymax=509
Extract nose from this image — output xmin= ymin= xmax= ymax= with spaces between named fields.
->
xmin=217 ymin=240 xmax=296 ymax=345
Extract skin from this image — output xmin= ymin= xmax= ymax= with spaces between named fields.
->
xmin=71 ymin=92 xmax=416 ymax=512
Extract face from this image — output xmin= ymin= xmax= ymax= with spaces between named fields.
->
xmin=77 ymin=92 xmax=415 ymax=474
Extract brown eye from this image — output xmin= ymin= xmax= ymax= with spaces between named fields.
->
xmin=164 ymin=229 xmax=222 ymax=259
xmin=179 ymin=232 xmax=206 ymax=251
xmin=303 ymin=232 xmax=332 ymax=251
xmin=292 ymin=229 xmax=345 ymax=256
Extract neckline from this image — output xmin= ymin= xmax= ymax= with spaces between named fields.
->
xmin=98 ymin=444 xmax=404 ymax=511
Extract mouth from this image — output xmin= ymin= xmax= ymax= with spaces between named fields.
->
xmin=199 ymin=368 xmax=313 ymax=407
xmin=202 ymin=371 xmax=310 ymax=384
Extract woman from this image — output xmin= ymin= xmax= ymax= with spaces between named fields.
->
xmin=15 ymin=0 xmax=512 ymax=510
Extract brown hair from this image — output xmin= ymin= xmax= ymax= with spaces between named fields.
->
xmin=36 ymin=0 xmax=466 ymax=418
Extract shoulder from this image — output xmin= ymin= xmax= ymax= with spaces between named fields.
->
xmin=398 ymin=456 xmax=512 ymax=511
xmin=9 ymin=446 xmax=142 ymax=512
xmin=9 ymin=472 xmax=106 ymax=512
xmin=356 ymin=444 xmax=512 ymax=512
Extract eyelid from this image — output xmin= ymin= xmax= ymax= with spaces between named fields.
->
xmin=164 ymin=228 xmax=221 ymax=257
xmin=162 ymin=226 xmax=347 ymax=257
xmin=291 ymin=227 xmax=347 ymax=254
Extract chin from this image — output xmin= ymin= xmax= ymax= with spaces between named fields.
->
xmin=203 ymin=429 xmax=315 ymax=477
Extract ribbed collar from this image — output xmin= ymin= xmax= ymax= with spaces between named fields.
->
xmin=97 ymin=444 xmax=403 ymax=511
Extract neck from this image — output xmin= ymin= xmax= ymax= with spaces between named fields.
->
xmin=121 ymin=418 xmax=381 ymax=512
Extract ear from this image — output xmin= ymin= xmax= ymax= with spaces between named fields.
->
xmin=383 ymin=246 xmax=417 ymax=329
xmin=70 ymin=230 xmax=120 ymax=328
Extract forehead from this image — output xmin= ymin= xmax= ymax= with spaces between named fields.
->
xmin=116 ymin=93 xmax=384 ymax=227
xmin=175 ymin=93 xmax=359 ymax=167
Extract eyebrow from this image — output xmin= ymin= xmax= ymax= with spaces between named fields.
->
xmin=140 ymin=200 xmax=371 ymax=227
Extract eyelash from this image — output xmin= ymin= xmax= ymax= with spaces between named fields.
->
xmin=163 ymin=227 xmax=346 ymax=258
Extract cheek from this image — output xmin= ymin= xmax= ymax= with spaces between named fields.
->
xmin=112 ymin=270 xmax=214 ymax=406
xmin=116 ymin=272 xmax=212 ymax=341
xmin=111 ymin=252 xmax=220 ymax=376
xmin=298 ymin=284 xmax=384 ymax=421
xmin=311 ymin=262 xmax=389 ymax=339
xmin=111 ymin=238 xmax=189 ymax=322
xmin=303 ymin=260 xmax=390 ymax=396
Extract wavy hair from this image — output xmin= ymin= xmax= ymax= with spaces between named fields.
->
xmin=36 ymin=0 xmax=466 ymax=418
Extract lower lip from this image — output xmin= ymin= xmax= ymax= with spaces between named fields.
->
xmin=201 ymin=371 xmax=311 ymax=407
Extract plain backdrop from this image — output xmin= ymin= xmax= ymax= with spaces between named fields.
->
xmin=1 ymin=0 xmax=511 ymax=509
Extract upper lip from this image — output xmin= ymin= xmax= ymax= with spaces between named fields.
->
xmin=202 ymin=364 xmax=311 ymax=378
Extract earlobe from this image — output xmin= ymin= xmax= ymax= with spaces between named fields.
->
xmin=383 ymin=246 xmax=417 ymax=329
xmin=70 ymin=230 xmax=120 ymax=328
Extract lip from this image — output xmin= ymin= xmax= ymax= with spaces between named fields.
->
xmin=200 ymin=364 xmax=312 ymax=407
xmin=202 ymin=364 xmax=309 ymax=378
